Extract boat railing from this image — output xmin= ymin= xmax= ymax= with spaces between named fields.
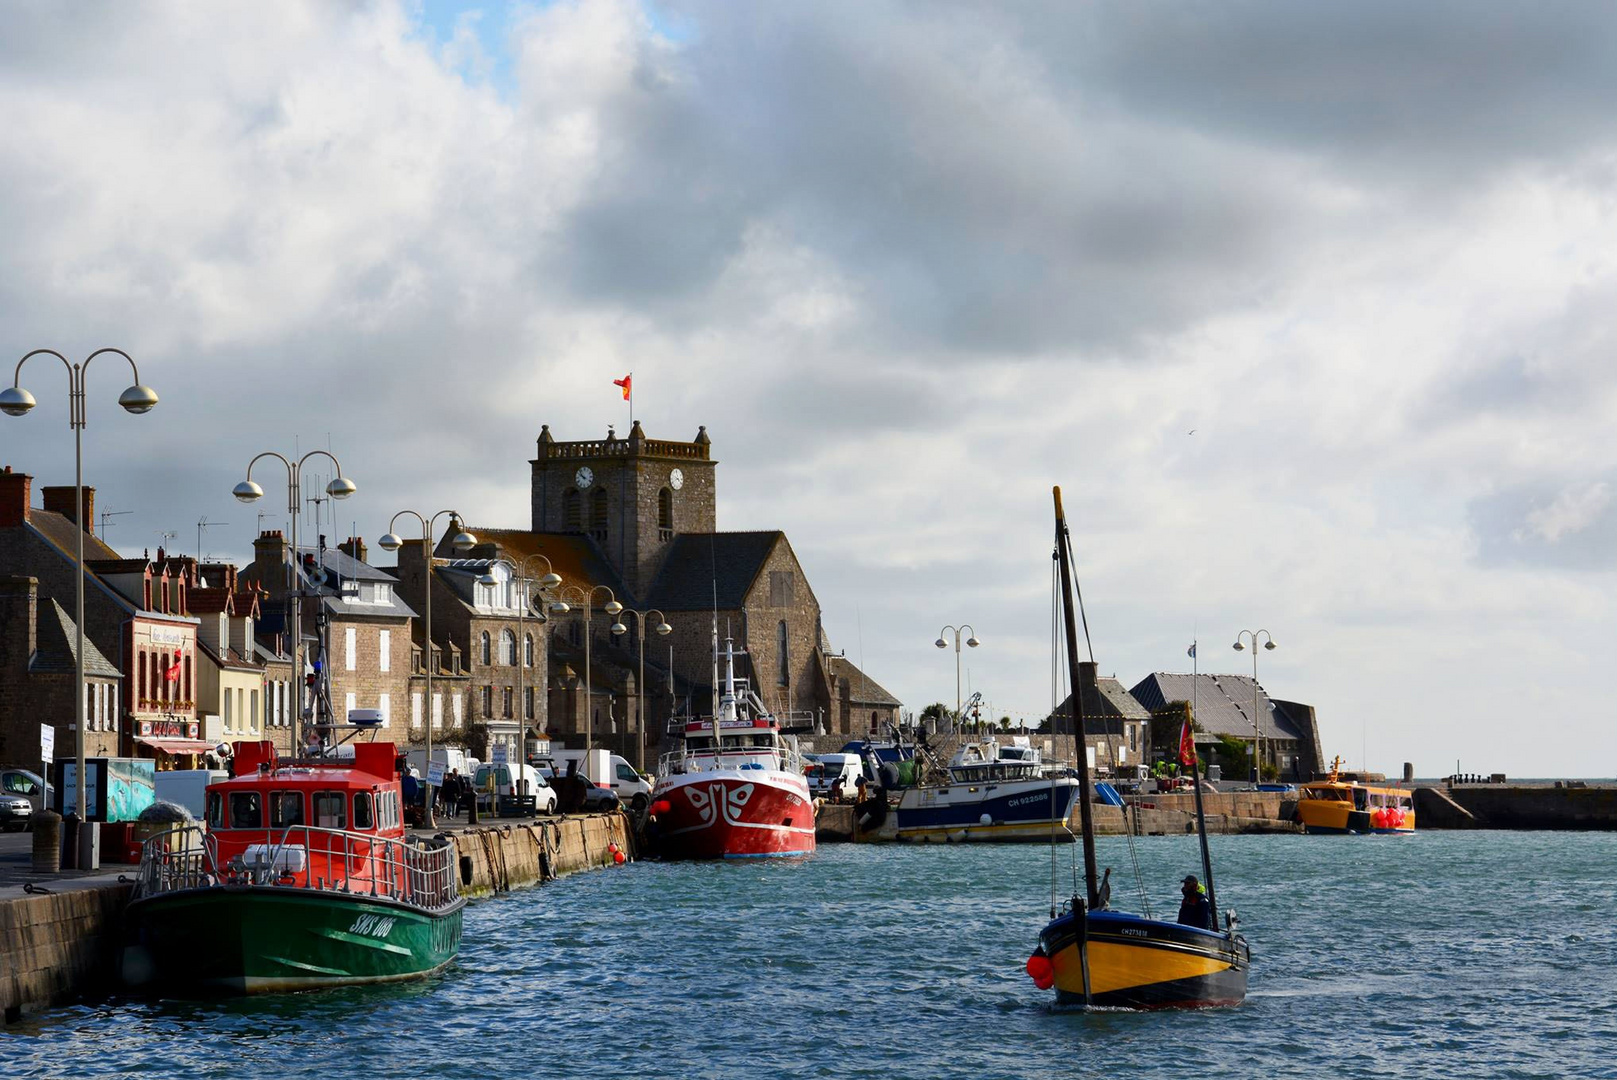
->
xmin=133 ymin=823 xmax=461 ymax=913
xmin=657 ymin=746 xmax=800 ymax=778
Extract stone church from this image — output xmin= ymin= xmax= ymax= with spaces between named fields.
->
xmin=443 ymin=422 xmax=899 ymax=766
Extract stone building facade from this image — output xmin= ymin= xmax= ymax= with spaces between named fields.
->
xmin=0 ymin=575 xmax=123 ymax=765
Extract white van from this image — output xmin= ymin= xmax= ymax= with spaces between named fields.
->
xmin=470 ymin=762 xmax=557 ymax=814
xmin=810 ymin=754 xmax=862 ymax=801
xmin=154 ymin=769 xmax=228 ymax=821
xmin=406 ymin=746 xmax=473 ymax=780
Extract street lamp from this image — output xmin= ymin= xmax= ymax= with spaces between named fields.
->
xmin=934 ymin=624 xmax=980 ymax=732
xmin=610 ymin=607 xmax=673 ymax=774
xmin=479 ymin=555 xmax=563 ymax=795
xmin=233 ymin=450 xmax=356 ymax=760
xmin=1232 ymin=629 xmax=1277 ymax=786
xmin=553 ymin=584 xmax=622 ymax=759
xmin=3 ymin=348 xmax=158 ymax=869
xmin=377 ymin=511 xmax=477 ymax=827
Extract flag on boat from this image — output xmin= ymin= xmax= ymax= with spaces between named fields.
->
xmin=1187 ymin=641 xmax=1197 ymax=658
xmin=613 ymin=374 xmax=632 ymax=400
xmin=163 ymin=649 xmax=182 ymax=682
xmin=1178 ymin=713 xmax=1197 ymax=767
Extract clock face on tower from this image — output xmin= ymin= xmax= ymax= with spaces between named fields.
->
xmin=574 ymin=466 xmax=594 ymax=489
xmin=669 ymin=468 xmax=684 ymax=491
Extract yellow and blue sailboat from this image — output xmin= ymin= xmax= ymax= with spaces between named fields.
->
xmin=1026 ymin=487 xmax=1250 ymax=1010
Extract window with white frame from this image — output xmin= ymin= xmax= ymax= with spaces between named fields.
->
xmin=378 ymin=692 xmax=391 ymax=728
xmin=432 ymin=693 xmax=443 ymax=729
xmin=345 ymin=627 xmax=357 ymax=671
xmin=379 ymin=629 xmax=391 ymax=672
xmin=345 ymin=692 xmax=356 ymax=721
xmin=412 ymin=692 xmax=423 ymax=729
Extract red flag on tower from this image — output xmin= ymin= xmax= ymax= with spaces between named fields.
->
xmin=613 ymin=374 xmax=632 ymax=401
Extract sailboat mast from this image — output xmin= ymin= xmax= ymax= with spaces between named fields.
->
xmin=1190 ymin=642 xmax=1218 ymax=925
xmin=1052 ymin=487 xmax=1100 ymax=909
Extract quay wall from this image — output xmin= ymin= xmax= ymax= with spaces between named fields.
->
xmin=1415 ymin=785 xmax=1617 ymax=830
xmin=449 ymin=812 xmax=632 ymax=897
xmin=1 ymin=881 xmax=132 ymax=1023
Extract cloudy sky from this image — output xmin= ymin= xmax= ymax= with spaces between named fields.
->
xmin=3 ymin=1 xmax=1615 ymax=776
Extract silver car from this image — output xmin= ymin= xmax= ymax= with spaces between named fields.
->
xmin=0 ymin=768 xmax=42 ymax=831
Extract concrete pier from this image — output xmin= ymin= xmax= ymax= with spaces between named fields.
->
xmin=1414 ymin=783 xmax=1617 ymax=829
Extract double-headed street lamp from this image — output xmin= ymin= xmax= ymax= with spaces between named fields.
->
xmin=3 ymin=348 xmax=158 ymax=869
xmin=377 ymin=512 xmax=477 ymax=828
xmin=934 ymin=624 xmax=980 ymax=732
xmin=1233 ymin=629 xmax=1277 ymax=786
xmin=233 ymin=451 xmax=357 ymax=757
xmin=551 ymin=585 xmax=623 ymax=758
xmin=611 ymin=607 xmax=673 ymax=774
xmin=478 ymin=555 xmax=563 ymax=792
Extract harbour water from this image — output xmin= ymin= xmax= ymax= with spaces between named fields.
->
xmin=9 ymin=831 xmax=1615 ymax=1079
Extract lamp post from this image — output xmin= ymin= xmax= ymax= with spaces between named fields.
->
xmin=3 ymin=349 xmax=158 ymax=869
xmin=232 ymin=451 xmax=357 ymax=759
xmin=479 ymin=555 xmax=563 ymax=793
xmin=1232 ymin=629 xmax=1277 ymax=786
xmin=934 ymin=624 xmax=980 ymax=732
xmin=377 ymin=511 xmax=477 ymax=828
xmin=552 ymin=585 xmax=622 ymax=758
xmin=611 ymin=606 xmax=673 ymax=775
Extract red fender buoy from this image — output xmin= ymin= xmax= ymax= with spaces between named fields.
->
xmin=1026 ymin=951 xmax=1055 ymax=990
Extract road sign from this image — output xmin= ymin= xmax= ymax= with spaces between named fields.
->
xmin=426 ymin=761 xmax=446 ymax=788
xmin=491 ymin=743 xmax=509 ymax=765
xmin=40 ymin=724 xmax=55 ymax=763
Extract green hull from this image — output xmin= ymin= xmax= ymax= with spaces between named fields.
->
xmin=123 ymin=885 xmax=464 ymax=994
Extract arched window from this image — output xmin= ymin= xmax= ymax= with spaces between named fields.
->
xmin=658 ymin=487 xmax=673 ymax=541
xmin=777 ymin=620 xmax=789 ymax=686
xmin=563 ymin=488 xmax=581 ymax=529
xmin=590 ymin=488 xmax=608 ymax=539
xmin=500 ymin=629 xmax=517 ymax=666
xmin=480 ymin=631 xmax=492 ymax=666
xmin=524 ymin=633 xmax=534 ymax=667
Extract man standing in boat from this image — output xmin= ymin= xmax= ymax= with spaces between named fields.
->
xmin=1178 ymin=875 xmax=1214 ymax=930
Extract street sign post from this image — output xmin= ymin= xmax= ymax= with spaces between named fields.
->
xmin=40 ymin=724 xmax=54 ymax=763
xmin=426 ymin=760 xmax=446 ymax=788
xmin=492 ymin=743 xmax=509 ymax=766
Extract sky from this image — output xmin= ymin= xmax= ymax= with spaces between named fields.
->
xmin=2 ymin=0 xmax=1615 ymax=777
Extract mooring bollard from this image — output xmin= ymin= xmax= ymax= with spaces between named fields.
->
xmin=33 ymin=809 xmax=61 ymax=873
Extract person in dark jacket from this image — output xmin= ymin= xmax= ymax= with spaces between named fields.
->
xmin=1177 ymin=875 xmax=1214 ymax=930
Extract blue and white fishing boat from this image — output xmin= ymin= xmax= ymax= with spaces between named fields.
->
xmin=894 ymin=737 xmax=1080 ymax=843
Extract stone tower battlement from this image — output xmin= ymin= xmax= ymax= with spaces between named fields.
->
xmin=530 ymin=422 xmax=718 ymax=598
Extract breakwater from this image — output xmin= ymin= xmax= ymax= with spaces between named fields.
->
xmin=1 ymin=812 xmax=633 ymax=1022
xmin=1414 ymin=783 xmax=1617 ymax=829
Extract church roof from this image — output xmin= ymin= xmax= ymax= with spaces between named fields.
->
xmin=455 ymin=529 xmax=628 ymax=598
xmin=31 ymin=598 xmax=121 ymax=677
xmin=826 ymin=655 xmax=901 ymax=707
xmin=644 ymin=531 xmax=784 ymax=612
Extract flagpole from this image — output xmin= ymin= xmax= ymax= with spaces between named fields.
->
xmin=1188 ymin=638 xmax=1218 ymax=925
xmin=628 ymin=370 xmax=633 ymax=428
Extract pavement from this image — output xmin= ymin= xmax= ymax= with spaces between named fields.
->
xmin=0 ymin=829 xmax=136 ymax=900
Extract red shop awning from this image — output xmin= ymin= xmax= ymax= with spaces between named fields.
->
xmin=136 ymin=736 xmax=216 ymax=755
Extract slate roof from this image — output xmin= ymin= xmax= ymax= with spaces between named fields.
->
xmin=31 ymin=599 xmax=121 ymax=677
xmin=452 ymin=529 xmax=628 ymax=600
xmin=27 ymin=510 xmax=123 ymax=562
xmin=1051 ymin=675 xmax=1153 ymax=735
xmin=282 ymin=545 xmax=418 ymax=619
xmin=826 ymin=655 xmax=902 ymax=707
xmin=643 ymin=532 xmax=783 ymax=611
xmin=1128 ymin=672 xmax=1303 ymax=741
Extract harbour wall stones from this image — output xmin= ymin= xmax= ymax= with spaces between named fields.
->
xmin=448 ymin=812 xmax=633 ymax=897
xmin=1 ymin=880 xmax=132 ymax=1023
xmin=1415 ymin=784 xmax=1617 ymax=830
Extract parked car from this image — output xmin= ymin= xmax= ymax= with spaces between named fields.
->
xmin=534 ymin=759 xmax=621 ymax=813
xmin=0 ymin=767 xmax=46 ymax=830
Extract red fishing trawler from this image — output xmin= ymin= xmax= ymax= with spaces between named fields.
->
xmin=649 ymin=639 xmax=816 ymax=860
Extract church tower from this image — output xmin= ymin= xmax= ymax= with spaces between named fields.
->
xmin=530 ymin=422 xmax=717 ymax=598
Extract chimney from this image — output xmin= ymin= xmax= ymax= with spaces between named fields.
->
xmin=0 ymin=467 xmax=32 ymax=528
xmin=41 ymin=485 xmax=94 ymax=535
xmin=0 ymin=575 xmax=40 ymax=670
xmin=338 ymin=536 xmax=368 ymax=564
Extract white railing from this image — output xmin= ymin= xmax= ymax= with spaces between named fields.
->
xmin=657 ymin=744 xmax=804 ymax=779
xmin=133 ymin=824 xmax=460 ymax=913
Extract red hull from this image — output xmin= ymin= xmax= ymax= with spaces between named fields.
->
xmin=653 ymin=771 xmax=817 ymax=860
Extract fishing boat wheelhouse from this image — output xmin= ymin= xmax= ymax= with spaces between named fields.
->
xmin=123 ymin=739 xmax=463 ymax=994
xmin=1295 ymin=757 xmax=1415 ymax=834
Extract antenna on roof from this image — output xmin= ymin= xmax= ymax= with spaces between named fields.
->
xmin=98 ymin=509 xmax=132 ymax=534
xmin=197 ymin=515 xmax=228 ymax=562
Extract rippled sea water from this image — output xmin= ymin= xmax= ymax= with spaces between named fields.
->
xmin=10 ymin=831 xmax=1617 ymax=1079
